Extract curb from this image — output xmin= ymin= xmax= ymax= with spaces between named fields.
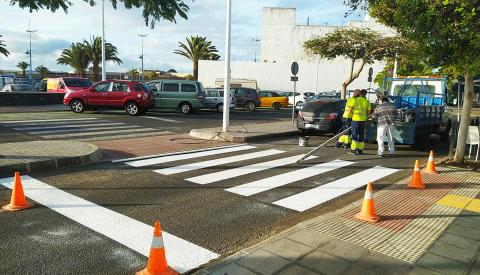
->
xmin=0 ymin=147 xmax=102 ymax=176
xmin=189 ymin=129 xmax=299 ymax=143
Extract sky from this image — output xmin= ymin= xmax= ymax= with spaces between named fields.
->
xmin=0 ymin=0 xmax=363 ymax=73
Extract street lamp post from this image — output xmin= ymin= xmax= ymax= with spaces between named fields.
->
xmin=223 ymin=0 xmax=232 ymax=132
xmin=251 ymin=37 xmax=260 ymax=62
xmin=138 ymin=34 xmax=148 ymax=82
xmin=26 ymin=21 xmax=37 ymax=83
xmin=101 ymin=0 xmax=106 ymax=81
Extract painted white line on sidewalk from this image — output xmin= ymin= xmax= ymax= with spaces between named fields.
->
xmin=77 ymin=131 xmax=173 ymax=142
xmin=186 ymin=154 xmax=317 ymax=185
xmin=273 ymin=166 xmax=399 ymax=212
xmin=29 ymin=125 xmax=141 ymax=135
xmin=0 ymin=176 xmax=219 ymax=273
xmin=41 ymin=128 xmax=157 ymax=138
xmin=156 ymin=149 xmax=284 ymax=175
xmin=0 ymin=118 xmax=99 ymax=124
xmin=144 ymin=116 xmax=180 ymax=123
xmin=125 ymin=145 xmax=256 ymax=167
xmin=15 ymin=122 xmax=125 ymax=131
xmin=226 ymin=159 xmax=354 ymax=196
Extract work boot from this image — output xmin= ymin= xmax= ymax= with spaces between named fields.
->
xmin=343 ymin=144 xmax=351 ymax=150
xmin=335 ymin=142 xmax=343 ymax=149
xmin=355 ymin=149 xmax=363 ymax=155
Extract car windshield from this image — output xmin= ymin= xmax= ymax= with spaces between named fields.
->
xmin=63 ymin=78 xmax=92 ymax=88
xmin=271 ymin=92 xmax=281 ymax=97
xmin=12 ymin=84 xmax=34 ymax=91
xmin=393 ymin=84 xmax=436 ymax=97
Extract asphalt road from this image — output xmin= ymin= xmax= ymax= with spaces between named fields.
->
xmin=0 ymin=130 xmax=449 ymax=274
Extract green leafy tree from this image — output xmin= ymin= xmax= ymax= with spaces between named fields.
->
xmin=83 ymin=36 xmax=122 ymax=81
xmin=57 ymin=43 xmax=89 ymax=77
xmin=344 ymin=0 xmax=480 ymax=163
xmin=0 ymin=35 xmax=9 ymax=57
xmin=304 ymin=28 xmax=411 ymax=99
xmin=16 ymin=61 xmax=29 ymax=77
xmin=35 ymin=65 xmax=49 ymax=78
xmin=174 ymin=36 xmax=219 ymax=80
xmin=7 ymin=0 xmax=189 ymax=27
xmin=375 ymin=54 xmax=435 ymax=88
xmin=129 ymin=68 xmax=139 ymax=80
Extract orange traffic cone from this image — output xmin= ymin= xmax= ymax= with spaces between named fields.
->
xmin=137 ymin=221 xmax=178 ymax=275
xmin=424 ymin=151 xmax=437 ymax=174
xmin=354 ymin=182 xmax=380 ymax=223
xmin=408 ymin=160 xmax=425 ymax=189
xmin=2 ymin=172 xmax=33 ymax=211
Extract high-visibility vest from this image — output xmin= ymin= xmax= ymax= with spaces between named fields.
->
xmin=352 ymin=97 xmax=372 ymax=122
xmin=343 ymin=97 xmax=356 ymax=119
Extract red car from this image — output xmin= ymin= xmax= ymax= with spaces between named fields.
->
xmin=64 ymin=80 xmax=154 ymax=116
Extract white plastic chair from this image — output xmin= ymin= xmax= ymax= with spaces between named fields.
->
xmin=466 ymin=126 xmax=480 ymax=161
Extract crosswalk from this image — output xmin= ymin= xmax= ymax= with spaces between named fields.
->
xmin=122 ymin=145 xmax=399 ymax=212
xmin=0 ymin=118 xmax=170 ymax=141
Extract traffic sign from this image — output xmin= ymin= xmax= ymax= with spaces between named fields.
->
xmin=291 ymin=62 xmax=299 ymax=76
xmin=291 ymin=76 xmax=299 ymax=82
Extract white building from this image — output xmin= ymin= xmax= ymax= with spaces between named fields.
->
xmin=199 ymin=7 xmax=396 ymax=92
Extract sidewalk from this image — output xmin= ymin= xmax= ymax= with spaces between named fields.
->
xmin=190 ymin=121 xmax=298 ymax=143
xmin=0 ymin=140 xmax=101 ymax=175
xmin=197 ymin=165 xmax=480 ymax=275
xmin=0 ymin=104 xmax=68 ymax=113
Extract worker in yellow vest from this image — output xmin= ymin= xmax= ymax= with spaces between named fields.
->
xmin=349 ymin=89 xmax=372 ymax=155
xmin=336 ymin=90 xmax=360 ymax=149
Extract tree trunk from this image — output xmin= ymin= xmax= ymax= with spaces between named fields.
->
xmin=193 ymin=61 xmax=199 ymax=81
xmin=93 ymin=64 xmax=99 ymax=82
xmin=22 ymin=70 xmax=25 ymax=78
xmin=454 ymin=68 xmax=475 ymax=163
xmin=341 ymin=59 xmax=366 ymax=99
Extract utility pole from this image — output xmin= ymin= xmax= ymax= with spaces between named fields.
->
xmin=251 ymin=37 xmax=261 ymax=62
xmin=138 ymin=34 xmax=148 ymax=82
xmin=101 ymin=0 xmax=106 ymax=81
xmin=26 ymin=20 xmax=37 ymax=83
xmin=223 ymin=0 xmax=232 ymax=132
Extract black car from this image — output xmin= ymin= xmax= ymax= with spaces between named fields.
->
xmin=231 ymin=87 xmax=261 ymax=111
xmin=297 ymin=99 xmax=346 ymax=136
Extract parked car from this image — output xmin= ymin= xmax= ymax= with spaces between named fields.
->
xmin=205 ymin=88 xmax=235 ymax=112
xmin=280 ymin=91 xmax=309 ymax=106
xmin=63 ymin=80 xmax=154 ymax=116
xmin=258 ymin=91 xmax=289 ymax=110
xmin=231 ymin=87 xmax=261 ymax=111
xmin=1 ymin=84 xmax=35 ymax=92
xmin=147 ymin=80 xmax=206 ymax=114
xmin=307 ymin=91 xmax=341 ymax=101
xmin=44 ymin=77 xmax=92 ymax=93
xmin=296 ymin=98 xmax=346 ymax=136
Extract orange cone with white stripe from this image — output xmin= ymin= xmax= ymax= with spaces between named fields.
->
xmin=136 ymin=221 xmax=178 ymax=275
xmin=2 ymin=172 xmax=33 ymax=211
xmin=354 ymin=182 xmax=379 ymax=223
xmin=424 ymin=151 xmax=437 ymax=174
xmin=408 ymin=160 xmax=425 ymax=189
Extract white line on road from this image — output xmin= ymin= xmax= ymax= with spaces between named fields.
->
xmin=186 ymin=154 xmax=317 ymax=185
xmin=225 ymin=159 xmax=354 ymax=196
xmin=0 ymin=118 xmax=99 ymax=124
xmin=41 ymin=128 xmax=157 ymax=139
xmin=143 ymin=116 xmax=181 ymax=123
xmin=0 ymin=176 xmax=219 ymax=273
xmin=28 ymin=125 xmax=141 ymax=135
xmin=155 ymin=149 xmax=285 ymax=175
xmin=273 ymin=166 xmax=399 ymax=212
xmin=125 ymin=145 xmax=256 ymax=167
xmin=15 ymin=122 xmax=125 ymax=131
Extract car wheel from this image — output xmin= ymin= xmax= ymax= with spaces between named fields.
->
xmin=273 ymin=102 xmax=281 ymax=110
xmin=179 ymin=102 xmax=192 ymax=114
xmin=244 ymin=101 xmax=255 ymax=111
xmin=125 ymin=102 xmax=140 ymax=116
xmin=70 ymin=100 xmax=84 ymax=113
xmin=296 ymin=101 xmax=303 ymax=107
xmin=217 ymin=104 xmax=224 ymax=113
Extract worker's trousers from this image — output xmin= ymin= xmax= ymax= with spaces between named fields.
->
xmin=377 ymin=125 xmax=395 ymax=156
xmin=337 ymin=118 xmax=352 ymax=147
xmin=351 ymin=121 xmax=365 ymax=151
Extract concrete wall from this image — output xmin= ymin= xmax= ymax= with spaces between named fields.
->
xmin=198 ymin=60 xmax=385 ymax=92
xmin=0 ymin=92 xmax=65 ymax=106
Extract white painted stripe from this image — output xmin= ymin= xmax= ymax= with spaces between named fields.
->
xmin=144 ymin=116 xmax=180 ymax=123
xmin=428 ymin=156 xmax=434 ymax=161
xmin=156 ymin=149 xmax=284 ymax=175
xmin=29 ymin=125 xmax=141 ymax=135
xmin=151 ymin=237 xmax=164 ymax=248
xmin=125 ymin=145 xmax=256 ymax=167
xmin=77 ymin=131 xmax=173 ymax=142
xmin=273 ymin=166 xmax=398 ymax=212
xmin=15 ymin=122 xmax=125 ymax=131
xmin=186 ymin=154 xmax=317 ymax=185
xmin=364 ymin=191 xmax=373 ymax=200
xmin=0 ymin=118 xmax=99 ymax=124
xmin=113 ymin=144 xmax=248 ymax=163
xmin=414 ymin=167 xmax=420 ymax=172
xmin=4 ymin=120 xmax=108 ymax=128
xmin=0 ymin=176 xmax=219 ymax=273
xmin=41 ymin=128 xmax=157 ymax=138
xmin=226 ymin=159 xmax=354 ymax=197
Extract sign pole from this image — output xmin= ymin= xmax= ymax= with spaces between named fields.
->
xmin=223 ymin=0 xmax=232 ymax=132
xmin=290 ymin=61 xmax=299 ymax=123
xmin=292 ymin=80 xmax=297 ymax=122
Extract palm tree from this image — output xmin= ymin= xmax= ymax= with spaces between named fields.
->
xmin=83 ymin=36 xmax=122 ymax=81
xmin=0 ymin=35 xmax=9 ymax=57
xmin=129 ymin=69 xmax=139 ymax=80
xmin=57 ymin=43 xmax=89 ymax=77
xmin=174 ymin=36 xmax=219 ymax=80
xmin=16 ymin=62 xmax=29 ymax=77
xmin=35 ymin=65 xmax=49 ymax=78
